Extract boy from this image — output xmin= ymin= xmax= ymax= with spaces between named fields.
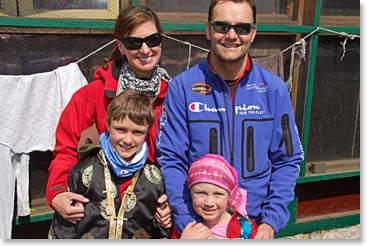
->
xmin=49 ymin=90 xmax=171 ymax=239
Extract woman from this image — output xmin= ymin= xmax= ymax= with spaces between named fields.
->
xmin=46 ymin=5 xmax=172 ymax=229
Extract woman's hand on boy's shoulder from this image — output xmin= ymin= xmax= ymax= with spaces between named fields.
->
xmin=51 ymin=192 xmax=89 ymax=224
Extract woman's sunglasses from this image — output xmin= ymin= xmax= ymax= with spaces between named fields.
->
xmin=120 ymin=32 xmax=162 ymax=50
xmin=209 ymin=20 xmax=254 ymax=35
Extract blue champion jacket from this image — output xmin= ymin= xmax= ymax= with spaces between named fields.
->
xmin=156 ymin=57 xmax=304 ymax=234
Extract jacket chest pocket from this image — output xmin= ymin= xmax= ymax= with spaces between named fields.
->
xmin=241 ymin=118 xmax=274 ymax=179
xmin=189 ymin=120 xmax=223 ymax=159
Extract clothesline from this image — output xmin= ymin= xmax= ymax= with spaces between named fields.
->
xmin=76 ymin=39 xmax=116 ymax=64
xmin=76 ymin=26 xmax=360 ymax=66
xmin=74 ymin=26 xmax=359 ymax=93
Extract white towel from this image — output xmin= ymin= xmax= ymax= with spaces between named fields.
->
xmin=0 ymin=63 xmax=87 ymax=239
xmin=0 ymin=62 xmax=88 ymax=153
xmin=0 ymin=144 xmax=16 ymax=239
xmin=14 ymin=153 xmax=30 ymax=217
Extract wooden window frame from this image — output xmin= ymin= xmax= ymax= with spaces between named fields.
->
xmin=320 ymin=16 xmax=360 ymax=27
xmin=141 ymin=0 xmax=304 ymax=25
xmin=0 ymin=0 xmax=18 ymax=16
xmin=16 ymin=0 xmax=123 ymax=19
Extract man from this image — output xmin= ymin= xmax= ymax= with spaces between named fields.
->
xmin=156 ymin=0 xmax=304 ymax=239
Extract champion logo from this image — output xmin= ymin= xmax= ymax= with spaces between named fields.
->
xmin=189 ymin=102 xmax=226 ymax=113
xmin=235 ymin=104 xmax=266 ymax=115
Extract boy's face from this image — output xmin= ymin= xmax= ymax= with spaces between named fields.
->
xmin=107 ymin=116 xmax=149 ymax=161
xmin=190 ymin=182 xmax=229 ymax=225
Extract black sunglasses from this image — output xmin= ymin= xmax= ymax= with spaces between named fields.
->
xmin=209 ymin=20 xmax=254 ymax=35
xmin=121 ymin=32 xmax=162 ymax=50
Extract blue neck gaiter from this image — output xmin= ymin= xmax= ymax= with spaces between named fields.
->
xmin=100 ymin=132 xmax=147 ymax=177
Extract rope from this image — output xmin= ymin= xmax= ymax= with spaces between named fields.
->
xmin=75 ymin=27 xmax=359 ymax=67
xmin=161 ymin=33 xmax=210 ymax=52
xmin=76 ymin=39 xmax=116 ymax=64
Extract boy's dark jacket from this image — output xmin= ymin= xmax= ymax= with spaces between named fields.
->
xmin=49 ymin=144 xmax=171 ymax=239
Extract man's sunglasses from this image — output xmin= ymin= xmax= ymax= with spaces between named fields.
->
xmin=120 ymin=32 xmax=162 ymax=50
xmin=209 ymin=20 xmax=254 ymax=35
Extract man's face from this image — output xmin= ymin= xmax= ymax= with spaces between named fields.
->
xmin=206 ymin=1 xmax=257 ymax=64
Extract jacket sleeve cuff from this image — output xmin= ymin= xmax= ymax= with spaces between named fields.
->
xmin=46 ymin=186 xmax=67 ymax=208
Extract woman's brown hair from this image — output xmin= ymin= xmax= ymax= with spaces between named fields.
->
xmin=110 ymin=5 xmax=162 ymax=62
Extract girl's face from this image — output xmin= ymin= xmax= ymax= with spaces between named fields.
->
xmin=107 ymin=116 xmax=149 ymax=161
xmin=190 ymin=182 xmax=229 ymax=225
xmin=117 ymin=21 xmax=162 ymax=78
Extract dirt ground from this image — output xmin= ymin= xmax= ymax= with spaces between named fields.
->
xmin=11 ymin=221 xmax=360 ymax=239
xmin=281 ymin=224 xmax=360 ymax=240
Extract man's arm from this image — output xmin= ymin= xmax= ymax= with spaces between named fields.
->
xmin=260 ymin=82 xmax=304 ymax=233
xmin=156 ymin=79 xmax=199 ymax=233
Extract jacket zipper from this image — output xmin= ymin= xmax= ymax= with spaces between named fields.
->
xmin=231 ymin=87 xmax=237 ymax=165
xmin=209 ymin=128 xmax=218 ymax=154
xmin=217 ymin=76 xmax=234 ymax=165
xmin=247 ymin=126 xmax=255 ymax=172
xmin=278 ymin=114 xmax=294 ymax=157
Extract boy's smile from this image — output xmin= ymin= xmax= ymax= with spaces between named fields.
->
xmin=107 ymin=116 xmax=149 ymax=161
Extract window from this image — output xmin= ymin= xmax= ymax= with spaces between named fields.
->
xmin=0 ymin=0 xmax=17 ymax=16
xmin=306 ymin=35 xmax=360 ymax=174
xmin=320 ymin=0 xmax=360 ymax=26
xmin=142 ymin=0 xmax=302 ymax=25
xmin=16 ymin=0 xmax=122 ymax=19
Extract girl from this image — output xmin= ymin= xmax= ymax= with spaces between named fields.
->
xmin=173 ymin=154 xmax=257 ymax=239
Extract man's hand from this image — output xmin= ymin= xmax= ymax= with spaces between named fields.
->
xmin=180 ymin=221 xmax=213 ymax=239
xmin=254 ymin=223 xmax=275 ymax=239
xmin=51 ymin=192 xmax=89 ymax=224
xmin=154 ymin=194 xmax=173 ymax=228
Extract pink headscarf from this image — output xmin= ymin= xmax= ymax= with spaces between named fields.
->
xmin=188 ymin=154 xmax=248 ymax=217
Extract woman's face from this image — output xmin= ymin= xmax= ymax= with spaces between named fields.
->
xmin=117 ymin=21 xmax=162 ymax=78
